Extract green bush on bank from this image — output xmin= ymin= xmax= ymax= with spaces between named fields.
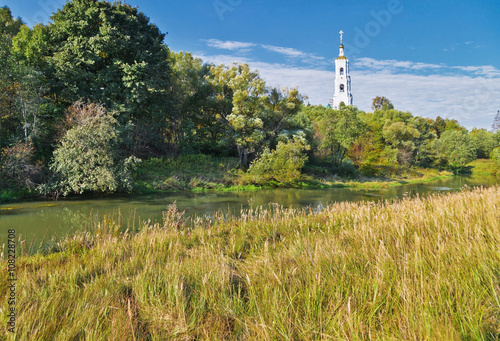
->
xmin=49 ymin=102 xmax=140 ymax=196
xmin=244 ymin=134 xmax=310 ymax=185
xmin=491 ymin=147 xmax=500 ymax=168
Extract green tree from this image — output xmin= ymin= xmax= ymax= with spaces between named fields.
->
xmin=0 ymin=6 xmax=24 ymax=146
xmin=169 ymin=51 xmax=230 ymax=154
xmin=207 ymin=63 xmax=267 ymax=167
xmin=382 ymin=121 xmax=421 ymax=166
xmin=13 ymin=0 xmax=172 ymax=156
xmin=313 ymin=105 xmax=365 ymax=165
xmin=490 ymin=147 xmax=500 ymax=168
xmin=432 ymin=129 xmax=476 ymax=170
xmin=48 ymin=0 xmax=171 ymax=119
xmin=50 ymin=102 xmax=139 ymax=195
xmin=371 ymin=96 xmax=394 ymax=111
xmin=469 ymin=128 xmax=498 ymax=159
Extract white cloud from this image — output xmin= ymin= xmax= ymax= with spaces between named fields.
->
xmin=261 ymin=45 xmax=306 ymax=58
xmin=261 ymin=44 xmax=325 ymax=61
xmin=204 ymin=39 xmax=256 ymax=51
xmin=355 ymin=57 xmax=443 ymax=71
xmin=452 ymin=65 xmax=500 ymax=78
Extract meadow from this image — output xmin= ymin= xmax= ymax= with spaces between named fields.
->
xmin=1 ymin=185 xmax=499 ymax=340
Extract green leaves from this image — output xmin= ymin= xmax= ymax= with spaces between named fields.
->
xmin=41 ymin=0 xmax=170 ymax=124
xmin=248 ymin=133 xmax=310 ymax=184
xmin=206 ymin=63 xmax=304 ymax=167
xmin=50 ymin=102 xmax=140 ymax=195
xmin=431 ymin=129 xmax=477 ymax=169
xmin=310 ymin=105 xmax=365 ymax=165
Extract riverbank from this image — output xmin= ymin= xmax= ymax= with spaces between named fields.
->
xmin=132 ymin=154 xmax=455 ymax=193
xmin=1 ymin=185 xmax=499 ymax=339
xmin=2 ymin=156 xmax=498 ymax=203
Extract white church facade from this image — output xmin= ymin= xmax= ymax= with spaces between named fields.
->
xmin=331 ymin=30 xmax=353 ymax=109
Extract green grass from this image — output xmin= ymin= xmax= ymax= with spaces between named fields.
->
xmin=2 ymin=186 xmax=500 ymax=340
xmin=468 ymin=159 xmax=500 ymax=176
xmin=316 ymin=166 xmax=453 ymax=189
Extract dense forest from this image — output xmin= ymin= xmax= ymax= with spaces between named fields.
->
xmin=1 ymin=1 xmax=500 ymax=200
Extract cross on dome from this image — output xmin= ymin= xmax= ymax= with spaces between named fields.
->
xmin=339 ymin=30 xmax=344 ymax=44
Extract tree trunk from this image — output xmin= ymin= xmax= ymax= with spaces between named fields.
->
xmin=243 ymin=149 xmax=248 ymax=168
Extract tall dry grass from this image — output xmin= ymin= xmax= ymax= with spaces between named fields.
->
xmin=1 ymin=186 xmax=499 ymax=340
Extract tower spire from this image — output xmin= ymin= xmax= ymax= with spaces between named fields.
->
xmin=338 ymin=30 xmax=345 ymax=58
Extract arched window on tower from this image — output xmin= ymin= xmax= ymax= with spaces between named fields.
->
xmin=340 ymin=67 xmax=344 ymax=75
xmin=340 ymin=84 xmax=345 ymax=92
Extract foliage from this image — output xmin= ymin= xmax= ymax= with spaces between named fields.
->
xmin=10 ymin=0 xmax=172 ymax=157
xmin=207 ymin=63 xmax=267 ymax=167
xmin=371 ymin=96 xmax=394 ymax=111
xmin=169 ymin=51 xmax=227 ymax=154
xmin=247 ymin=134 xmax=310 ymax=184
xmin=0 ymin=7 xmax=24 ymax=146
xmin=310 ymin=105 xmax=365 ymax=165
xmin=0 ymin=141 xmax=43 ymax=189
xmin=133 ymin=154 xmax=239 ymax=193
xmin=50 ymin=102 xmax=139 ymax=195
xmin=207 ymin=64 xmax=305 ymax=167
xmin=491 ymin=147 xmax=500 ymax=168
xmin=42 ymin=0 xmax=171 ymax=121
xmin=469 ymin=128 xmax=498 ymax=159
xmin=432 ymin=129 xmax=477 ymax=170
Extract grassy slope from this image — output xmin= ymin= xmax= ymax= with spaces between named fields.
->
xmin=1 ymin=186 xmax=500 ymax=340
xmin=468 ymin=159 xmax=500 ymax=176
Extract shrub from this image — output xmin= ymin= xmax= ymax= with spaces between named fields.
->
xmin=50 ymin=102 xmax=140 ymax=195
xmin=491 ymin=147 xmax=500 ymax=168
xmin=0 ymin=141 xmax=43 ymax=189
xmin=247 ymin=134 xmax=310 ymax=184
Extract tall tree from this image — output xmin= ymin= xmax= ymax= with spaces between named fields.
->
xmin=169 ymin=51 xmax=229 ymax=154
xmin=45 ymin=0 xmax=171 ymax=120
xmin=12 ymin=0 xmax=173 ymax=156
xmin=432 ymin=129 xmax=476 ymax=169
xmin=469 ymin=128 xmax=498 ymax=159
xmin=207 ymin=63 xmax=267 ymax=167
xmin=371 ymin=96 xmax=394 ymax=111
xmin=313 ymin=105 xmax=365 ymax=165
xmin=0 ymin=7 xmax=24 ymax=145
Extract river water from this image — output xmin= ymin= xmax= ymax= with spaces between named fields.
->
xmin=1 ymin=174 xmax=499 ymax=252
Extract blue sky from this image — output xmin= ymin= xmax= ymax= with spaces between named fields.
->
xmin=4 ymin=0 xmax=500 ymax=129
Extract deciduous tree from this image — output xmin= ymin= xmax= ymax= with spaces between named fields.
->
xmin=371 ymin=96 xmax=394 ymax=111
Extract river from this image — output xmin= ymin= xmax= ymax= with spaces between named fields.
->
xmin=1 ymin=174 xmax=499 ymax=253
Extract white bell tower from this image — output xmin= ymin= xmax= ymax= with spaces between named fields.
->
xmin=332 ymin=30 xmax=353 ymax=109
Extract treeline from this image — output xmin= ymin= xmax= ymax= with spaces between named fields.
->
xmin=1 ymin=2 xmax=499 ymax=199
